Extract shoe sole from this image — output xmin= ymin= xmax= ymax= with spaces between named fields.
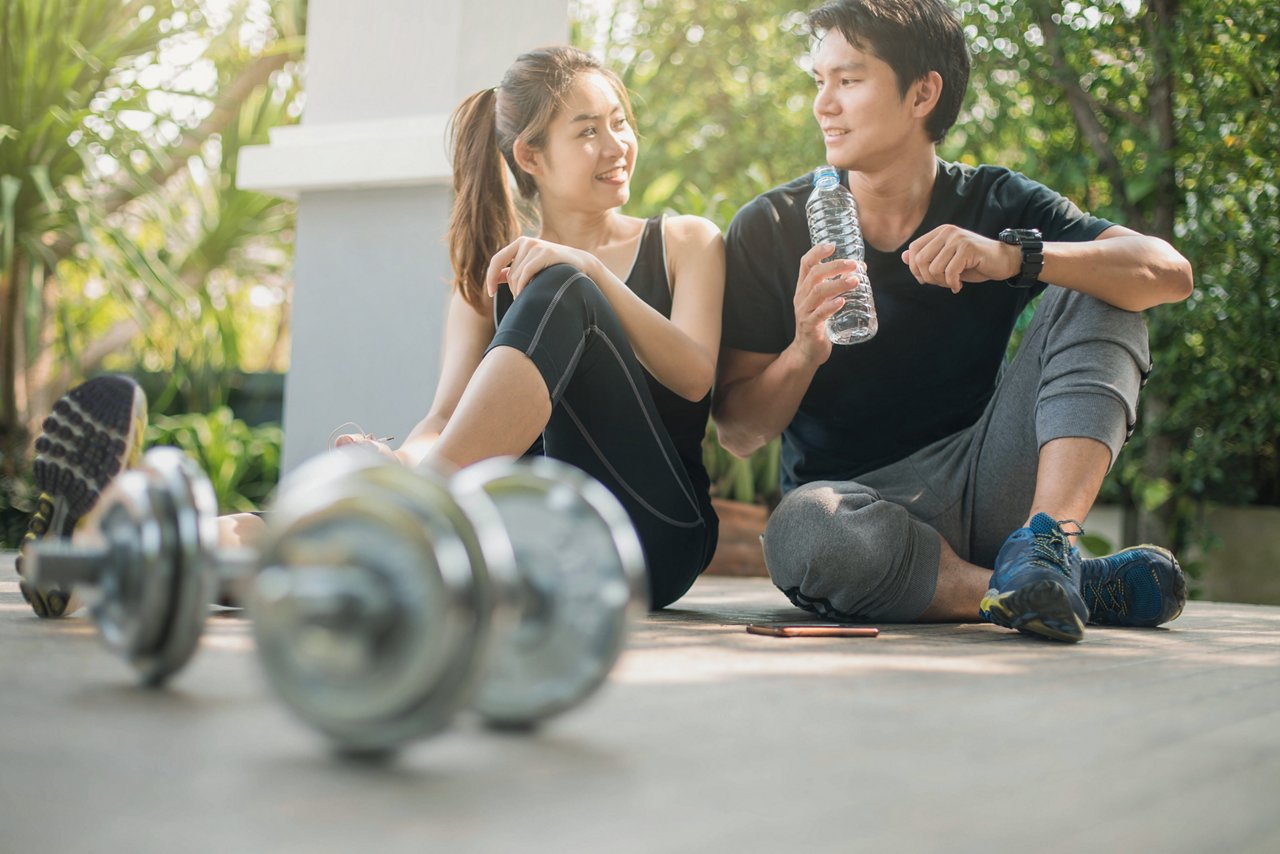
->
xmin=1158 ymin=545 xmax=1187 ymax=623
xmin=16 ymin=376 xmax=147 ymax=618
xmin=981 ymin=579 xmax=1086 ymax=643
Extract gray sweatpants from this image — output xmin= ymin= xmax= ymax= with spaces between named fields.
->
xmin=762 ymin=287 xmax=1151 ymax=621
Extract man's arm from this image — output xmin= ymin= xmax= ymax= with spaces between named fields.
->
xmin=902 ymin=224 xmax=1193 ymax=312
xmin=712 ymin=346 xmax=819 ymax=458
xmin=712 ymin=243 xmax=857 ymax=458
xmin=1037 ymin=226 xmax=1193 ymax=310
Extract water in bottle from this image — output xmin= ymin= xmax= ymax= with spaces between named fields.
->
xmin=805 ymin=165 xmax=878 ymax=344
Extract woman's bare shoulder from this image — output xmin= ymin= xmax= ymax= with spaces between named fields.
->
xmin=664 ymin=214 xmax=724 ymax=268
xmin=664 ymin=213 xmax=722 ymax=243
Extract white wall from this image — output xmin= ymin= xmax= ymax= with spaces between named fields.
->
xmin=238 ymin=0 xmax=568 ymax=472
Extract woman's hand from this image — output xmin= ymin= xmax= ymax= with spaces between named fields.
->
xmin=333 ymin=433 xmax=400 ymax=463
xmin=484 ymin=237 xmax=596 ymax=298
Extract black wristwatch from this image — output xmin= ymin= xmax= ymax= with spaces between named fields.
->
xmin=998 ymin=228 xmax=1044 ymax=288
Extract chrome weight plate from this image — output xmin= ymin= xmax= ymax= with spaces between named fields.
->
xmin=130 ymin=447 xmax=219 ymax=686
xmin=78 ymin=468 xmax=175 ymax=666
xmin=453 ymin=457 xmax=647 ymax=728
xmin=378 ymin=460 xmax=524 ymax=706
xmin=250 ymin=456 xmax=488 ymax=753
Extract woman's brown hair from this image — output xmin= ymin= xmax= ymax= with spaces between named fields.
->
xmin=446 ymin=46 xmax=633 ymax=309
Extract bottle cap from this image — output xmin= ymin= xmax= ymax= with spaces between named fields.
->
xmin=813 ymin=165 xmax=839 ymax=188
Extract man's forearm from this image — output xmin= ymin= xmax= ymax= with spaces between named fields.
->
xmin=1040 ymin=232 xmax=1194 ymax=311
xmin=713 ymin=344 xmax=821 ymax=458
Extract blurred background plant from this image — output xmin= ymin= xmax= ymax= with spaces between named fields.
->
xmin=575 ymin=0 xmax=1280 ymax=577
xmin=1 ymin=0 xmax=305 ymax=543
xmin=147 ymin=407 xmax=282 ymax=510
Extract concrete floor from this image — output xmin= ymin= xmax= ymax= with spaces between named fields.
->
xmin=2 ymin=553 xmax=1279 ymax=854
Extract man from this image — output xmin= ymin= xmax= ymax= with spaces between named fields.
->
xmin=713 ymin=0 xmax=1194 ymax=642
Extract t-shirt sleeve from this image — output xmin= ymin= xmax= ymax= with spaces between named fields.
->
xmin=722 ymin=196 xmax=795 ymax=354
xmin=1010 ymin=172 xmax=1114 ymax=242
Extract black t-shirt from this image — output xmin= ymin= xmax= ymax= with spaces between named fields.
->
xmin=723 ymin=159 xmax=1114 ymax=492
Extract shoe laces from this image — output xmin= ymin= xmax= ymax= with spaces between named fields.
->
xmin=1028 ymin=517 xmax=1083 ymax=580
xmin=1084 ymin=576 xmax=1128 ymax=616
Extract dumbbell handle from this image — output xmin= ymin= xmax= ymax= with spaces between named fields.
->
xmin=28 ymin=537 xmax=392 ymax=632
xmin=26 ymin=540 xmax=258 ymax=603
xmin=213 ymin=547 xmax=260 ymax=600
xmin=24 ymin=540 xmax=112 ymax=588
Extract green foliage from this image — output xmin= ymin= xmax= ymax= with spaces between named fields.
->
xmin=107 ymin=70 xmax=301 ymax=412
xmin=584 ymin=0 xmax=823 ymax=228
xmin=146 ymin=407 xmax=282 ymax=513
xmin=1 ymin=0 xmax=301 ymax=486
xmin=0 ymin=445 xmax=36 ymax=547
xmin=951 ymin=0 xmax=1280 ymax=557
xmin=0 ymin=0 xmax=301 ymax=545
xmin=1077 ymin=532 xmax=1115 ymax=557
xmin=703 ymin=421 xmax=781 ymax=506
xmin=1 ymin=0 xmax=181 ymax=416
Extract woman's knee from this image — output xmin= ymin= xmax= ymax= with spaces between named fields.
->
xmin=522 ymin=263 xmax=609 ymax=313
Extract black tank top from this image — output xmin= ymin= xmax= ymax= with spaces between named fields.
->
xmin=624 ymin=215 xmax=713 ymax=501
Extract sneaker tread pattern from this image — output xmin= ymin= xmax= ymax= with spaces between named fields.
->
xmin=16 ymin=376 xmax=145 ymax=618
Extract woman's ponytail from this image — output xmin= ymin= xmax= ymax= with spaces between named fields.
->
xmin=446 ymin=88 xmax=518 ymax=310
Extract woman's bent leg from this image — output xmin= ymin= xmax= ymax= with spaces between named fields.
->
xmin=431 ymin=348 xmax=551 ymax=467
xmin=457 ymin=264 xmax=716 ymax=609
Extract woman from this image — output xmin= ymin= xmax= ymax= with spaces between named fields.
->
xmin=341 ymin=46 xmax=724 ymax=609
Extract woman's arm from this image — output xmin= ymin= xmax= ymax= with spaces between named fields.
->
xmin=635 ymin=214 xmax=724 ymax=399
xmin=485 ymin=217 xmax=725 ymax=401
xmin=393 ymin=291 xmax=495 ymax=467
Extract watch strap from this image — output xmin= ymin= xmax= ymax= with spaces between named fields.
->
xmin=1012 ymin=240 xmax=1044 ymax=288
xmin=999 ymin=229 xmax=1044 ymax=288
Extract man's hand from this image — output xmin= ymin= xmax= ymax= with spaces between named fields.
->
xmin=902 ymin=225 xmax=1020 ymax=294
xmin=794 ymin=243 xmax=862 ymax=365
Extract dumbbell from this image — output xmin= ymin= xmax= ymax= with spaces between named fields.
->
xmin=27 ymin=446 xmax=648 ymax=753
xmin=24 ymin=447 xmax=238 ymax=685
xmin=247 ymin=450 xmax=648 ymax=752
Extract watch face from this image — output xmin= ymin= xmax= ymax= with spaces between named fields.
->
xmin=999 ymin=228 xmax=1042 ymax=245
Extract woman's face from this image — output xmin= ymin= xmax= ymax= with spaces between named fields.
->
xmin=528 ymin=71 xmax=637 ymax=211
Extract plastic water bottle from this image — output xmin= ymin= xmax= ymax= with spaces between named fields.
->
xmin=805 ymin=166 xmax=878 ymax=345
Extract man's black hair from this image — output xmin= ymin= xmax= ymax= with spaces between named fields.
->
xmin=808 ymin=0 xmax=970 ymax=143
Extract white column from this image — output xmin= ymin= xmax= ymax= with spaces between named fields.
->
xmin=238 ymin=0 xmax=568 ymax=473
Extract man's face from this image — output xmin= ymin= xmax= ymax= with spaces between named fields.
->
xmin=811 ymin=29 xmax=923 ymax=171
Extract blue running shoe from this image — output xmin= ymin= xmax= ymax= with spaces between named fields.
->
xmin=15 ymin=375 xmax=148 ymax=617
xmin=1080 ymin=545 xmax=1186 ymax=627
xmin=980 ymin=513 xmax=1089 ymax=643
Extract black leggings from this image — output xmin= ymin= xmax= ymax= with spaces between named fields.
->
xmin=488 ymin=264 xmax=718 ymax=609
